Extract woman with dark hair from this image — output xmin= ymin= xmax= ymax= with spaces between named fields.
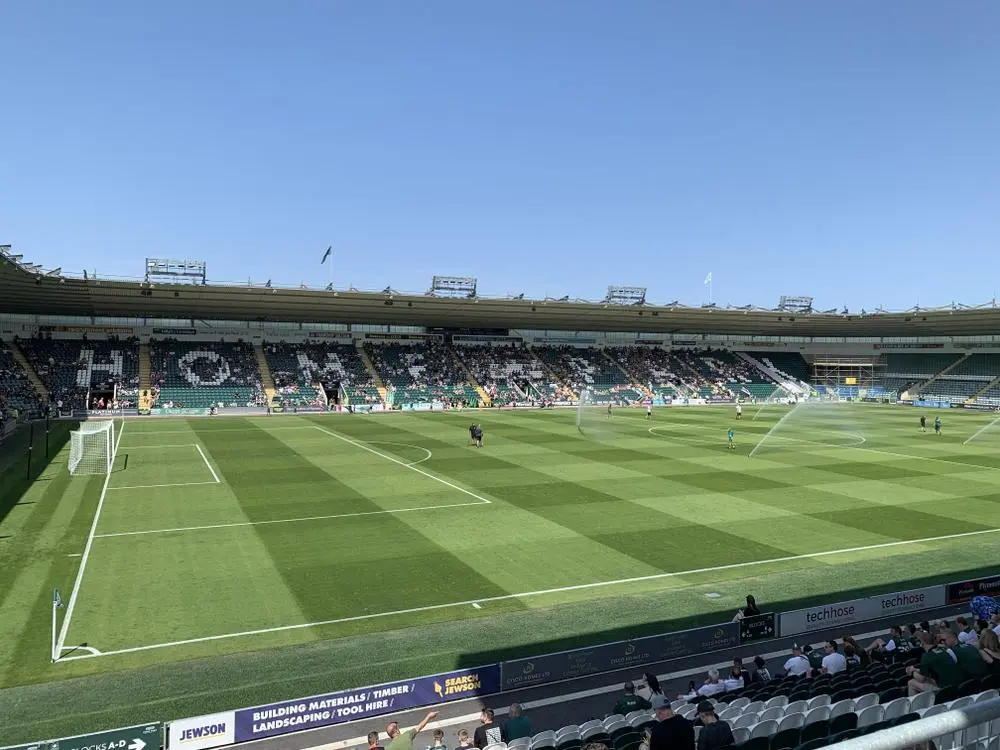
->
xmin=636 ymin=671 xmax=663 ymax=702
xmin=733 ymin=595 xmax=761 ymax=621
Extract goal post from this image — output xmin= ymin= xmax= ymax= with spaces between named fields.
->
xmin=68 ymin=420 xmax=116 ymax=476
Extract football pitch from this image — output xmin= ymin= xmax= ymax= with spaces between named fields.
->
xmin=3 ymin=403 xmax=1000 ymax=741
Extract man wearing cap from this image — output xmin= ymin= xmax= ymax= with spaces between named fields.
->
xmin=613 ymin=681 xmax=652 ymax=716
xmin=783 ymin=645 xmax=810 ymax=677
xmin=695 ymin=702 xmax=734 ymax=750
xmin=649 ymin=695 xmax=694 ymax=750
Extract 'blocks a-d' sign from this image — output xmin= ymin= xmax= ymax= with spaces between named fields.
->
xmin=1 ymin=723 xmax=161 ymax=750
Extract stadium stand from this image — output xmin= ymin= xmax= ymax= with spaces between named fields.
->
xmin=609 ymin=346 xmax=693 ymax=400
xmin=263 ymin=341 xmax=380 ymax=407
xmin=453 ymin=343 xmax=569 ymax=404
xmin=881 ymin=353 xmax=963 ymax=378
xmin=748 ymin=352 xmax=810 ymax=385
xmin=533 ymin=346 xmax=645 ymax=403
xmin=17 ymin=336 xmax=139 ymax=410
xmin=365 ymin=341 xmax=479 ymax=406
xmin=0 ymin=340 xmax=44 ymax=418
xmin=149 ymin=339 xmax=266 ymax=409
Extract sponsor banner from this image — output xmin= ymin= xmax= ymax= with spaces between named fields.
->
xmin=138 ymin=408 xmax=151 ymax=416
xmin=281 ymin=405 xmax=326 ymax=413
xmin=780 ymin=585 xmax=946 ymax=637
xmin=168 ymin=712 xmax=235 ymax=750
xmin=500 ymin=623 xmax=739 ymax=691
xmin=453 ymin=335 xmax=523 ymax=344
xmin=634 ymin=340 xmax=664 ymax=346
xmin=740 ymin=613 xmax=776 ymax=643
xmin=913 ymin=400 xmax=952 ymax=409
xmin=151 ymin=408 xmax=211 ymax=416
xmin=963 ymin=403 xmax=1000 ymax=412
xmin=234 ymin=666 xmax=500 ymax=742
xmin=39 ymin=325 xmax=135 ymax=335
xmin=670 ymin=340 xmax=699 ymax=347
xmin=153 ymin=327 xmax=198 ymax=335
xmin=307 ymin=331 xmax=353 ymax=340
xmin=364 ymin=333 xmax=442 ymax=341
xmin=533 ymin=337 xmax=598 ymax=345
xmin=873 ymin=343 xmax=946 ymax=350
xmin=947 ymin=574 xmax=1000 ymax=604
xmin=0 ymin=723 xmax=163 ymax=750
xmin=271 ymin=405 xmax=284 ymax=413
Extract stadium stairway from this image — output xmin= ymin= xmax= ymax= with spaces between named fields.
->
xmin=6 ymin=340 xmax=48 ymax=401
xmin=527 ymin=343 xmax=577 ymax=399
xmin=138 ymin=342 xmax=151 ymax=391
xmin=356 ymin=340 xmax=388 ymax=404
xmin=253 ymin=343 xmax=277 ymax=406
xmin=915 ymin=353 xmax=971 ymax=395
xmin=450 ymin=345 xmax=492 ymax=406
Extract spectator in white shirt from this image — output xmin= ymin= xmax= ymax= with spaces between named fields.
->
xmin=783 ymin=645 xmax=810 ymax=677
xmin=697 ymin=669 xmax=727 ymax=698
xmin=821 ymin=641 xmax=848 ymax=675
xmin=956 ymin=617 xmax=978 ymax=646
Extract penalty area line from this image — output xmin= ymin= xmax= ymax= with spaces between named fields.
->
xmin=56 ymin=524 xmax=1000 ymax=662
xmin=195 ymin=444 xmax=222 ymax=484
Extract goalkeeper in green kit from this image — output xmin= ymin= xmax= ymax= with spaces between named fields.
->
xmin=727 ymin=428 xmax=736 ymax=451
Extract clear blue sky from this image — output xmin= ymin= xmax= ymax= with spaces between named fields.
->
xmin=2 ymin=1 xmax=998 ymax=312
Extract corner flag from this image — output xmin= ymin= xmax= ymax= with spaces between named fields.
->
xmin=704 ymin=272 xmax=712 ymax=286
xmin=53 ymin=589 xmax=63 ymax=608
xmin=321 ymin=246 xmax=332 ymax=264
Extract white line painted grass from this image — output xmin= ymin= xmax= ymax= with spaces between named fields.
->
xmin=94 ymin=501 xmax=491 ymax=538
xmin=312 ymin=426 xmax=491 ymax=505
xmin=58 ymin=524 xmax=1000 ymax=661
xmin=107 ymin=480 xmax=221 ymax=491
xmin=55 ymin=420 xmax=127 ymax=659
xmin=195 ymin=444 xmax=222 ymax=484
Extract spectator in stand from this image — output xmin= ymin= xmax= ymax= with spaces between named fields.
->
xmin=473 ymin=709 xmax=503 ymax=749
xmin=821 ymin=641 xmax=847 ymax=675
xmin=695 ymin=701 xmax=734 ymax=750
xmin=649 ymin=695 xmax=694 ymax=750
xmin=684 ymin=669 xmax=726 ymax=699
xmin=638 ymin=727 xmax=652 ymax=750
xmin=750 ymin=655 xmax=772 ymax=683
xmin=455 ymin=730 xmax=475 ymax=750
xmin=502 ymin=704 xmax=531 ymax=742
xmin=842 ymin=635 xmax=870 ymax=665
xmin=784 ymin=645 xmax=810 ymax=677
xmin=867 ymin=625 xmax=913 ymax=662
xmin=425 ymin=729 xmax=446 ymax=750
xmin=844 ymin=644 xmax=862 ymax=668
xmin=978 ymin=629 xmax=1000 ymax=672
xmin=970 ymin=596 xmax=1000 ymax=625
xmin=907 ymin=631 xmax=963 ymax=695
xmin=368 ymin=732 xmax=385 ymax=750
xmin=637 ymin=672 xmax=664 ymax=703
xmin=725 ymin=660 xmax=746 ymax=691
xmin=942 ymin=629 xmax=988 ymax=679
xmin=614 ymin=681 xmax=652 ymax=715
xmin=386 ymin=712 xmax=439 ymax=750
xmin=955 ymin=617 xmax=978 ymax=646
xmin=732 ymin=595 xmax=761 ymax=621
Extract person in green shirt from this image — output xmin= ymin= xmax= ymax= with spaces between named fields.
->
xmin=727 ymin=428 xmax=735 ymax=451
xmin=386 ymin=711 xmax=439 ymax=750
xmin=907 ymin=632 xmax=963 ymax=696
xmin=943 ymin=630 xmax=988 ymax=678
xmin=613 ymin=682 xmax=652 ymax=716
xmin=502 ymin=703 xmax=532 ymax=741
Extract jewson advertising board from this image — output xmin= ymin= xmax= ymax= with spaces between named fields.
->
xmin=500 ymin=622 xmax=739 ymax=691
xmin=167 ymin=712 xmax=235 ymax=750
xmin=780 ymin=585 xmax=946 ymax=637
xmin=233 ymin=666 xmax=500 ymax=742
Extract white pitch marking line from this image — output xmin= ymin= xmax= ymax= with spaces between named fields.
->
xmin=647 ymin=425 xmax=867 ymax=450
xmin=107 ymin=480 xmax=221 ymax=491
xmin=195 ymin=444 xmax=221 ymax=484
xmin=119 ymin=444 xmax=202 ymax=449
xmin=55 ymin=419 xmax=126 ymax=660
xmin=67 ymin=553 xmax=82 ymax=557
xmin=94 ymin=501 xmax=490 ymax=538
xmin=313 ymin=426 xmax=491 ymax=504
xmin=55 ymin=523 xmax=1000 ymax=661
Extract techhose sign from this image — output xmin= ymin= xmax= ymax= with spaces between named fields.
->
xmin=780 ymin=585 xmax=946 ymax=637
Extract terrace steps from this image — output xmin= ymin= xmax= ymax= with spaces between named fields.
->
xmin=450 ymin=347 xmax=491 ymax=406
xmin=355 ymin=342 xmax=388 ymax=404
xmin=7 ymin=340 xmax=48 ymax=401
xmin=253 ymin=344 xmax=277 ymax=406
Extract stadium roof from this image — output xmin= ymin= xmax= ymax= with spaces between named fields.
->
xmin=3 ymin=249 xmax=1000 ymax=336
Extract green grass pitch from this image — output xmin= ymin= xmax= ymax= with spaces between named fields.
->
xmin=3 ymin=403 xmax=1000 ymax=742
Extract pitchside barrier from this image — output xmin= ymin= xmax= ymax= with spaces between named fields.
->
xmin=5 ymin=573 xmax=998 ymax=750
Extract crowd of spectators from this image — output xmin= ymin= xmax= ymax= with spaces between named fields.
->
xmin=0 ymin=341 xmax=45 ymax=420
xmin=366 ymin=342 xmax=477 ymax=406
xmin=19 ymin=335 xmax=140 ymax=410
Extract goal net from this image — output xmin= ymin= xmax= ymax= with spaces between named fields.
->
xmin=69 ymin=421 xmax=116 ymax=476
